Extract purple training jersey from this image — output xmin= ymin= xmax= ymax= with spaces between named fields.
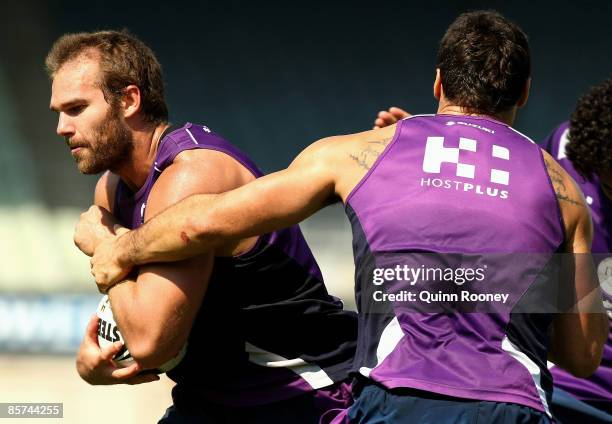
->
xmin=542 ymin=121 xmax=612 ymax=405
xmin=114 ymin=123 xmax=357 ymax=407
xmin=345 ymin=115 xmax=566 ymax=417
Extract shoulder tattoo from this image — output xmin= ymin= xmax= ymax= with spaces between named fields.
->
xmin=348 ymin=138 xmax=392 ymax=170
xmin=544 ymin=158 xmax=584 ymax=207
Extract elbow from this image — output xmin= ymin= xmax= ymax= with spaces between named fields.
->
xmin=128 ymin=339 xmax=157 ymax=370
xmin=126 ymin=333 xmax=183 ymax=371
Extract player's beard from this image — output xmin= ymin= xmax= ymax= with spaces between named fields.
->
xmin=71 ymin=103 xmax=133 ymax=175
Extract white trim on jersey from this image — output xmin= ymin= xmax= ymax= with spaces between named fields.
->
xmin=245 ymin=342 xmax=334 ymax=389
xmin=139 ymin=203 xmax=146 ymax=222
xmin=359 ymin=316 xmax=405 ymax=378
xmin=401 ymin=113 xmax=435 ymax=122
xmin=506 ymin=125 xmax=537 ymax=145
xmin=501 ymin=335 xmax=552 ymax=417
xmin=185 ymin=128 xmax=199 ymax=145
xmin=557 ymin=128 xmax=570 ymax=160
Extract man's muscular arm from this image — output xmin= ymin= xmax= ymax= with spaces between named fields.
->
xmin=543 ymin=149 xmax=609 ymax=377
xmin=90 ymin=127 xmax=398 ymax=287
xmin=75 ymin=172 xmax=149 ymax=385
xmin=105 ymin=150 xmax=250 ymax=369
xmin=91 ymin=135 xmax=361 ymax=286
xmin=99 ymin=150 xmax=251 ymax=370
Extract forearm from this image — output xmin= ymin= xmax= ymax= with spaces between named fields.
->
xmin=107 ymin=278 xmax=187 ymax=369
xmin=116 ymin=195 xmax=213 ymax=268
xmin=117 ymin=170 xmax=333 ymax=268
xmin=572 ymin=255 xmax=609 ymax=366
xmin=105 ymin=250 xmax=212 ymax=369
xmin=575 ymin=296 xmax=609 ymax=367
xmin=549 ymin=308 xmax=608 ymax=377
xmin=549 ymin=256 xmax=608 ymax=376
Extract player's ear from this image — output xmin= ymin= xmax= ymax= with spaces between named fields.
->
xmin=433 ymin=69 xmax=442 ymax=100
xmin=121 ymin=84 xmax=141 ymax=119
xmin=517 ymin=77 xmax=531 ymax=108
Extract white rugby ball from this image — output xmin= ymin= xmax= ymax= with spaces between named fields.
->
xmin=96 ymin=295 xmax=187 ymax=373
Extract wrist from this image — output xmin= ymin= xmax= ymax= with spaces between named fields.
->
xmin=115 ymin=231 xmax=137 ymax=268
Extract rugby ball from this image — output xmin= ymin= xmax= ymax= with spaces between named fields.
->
xmin=96 ymin=295 xmax=187 ymax=373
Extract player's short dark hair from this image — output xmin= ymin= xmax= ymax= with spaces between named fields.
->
xmin=436 ymin=11 xmax=531 ymax=116
xmin=565 ymin=79 xmax=612 ymax=180
xmin=45 ymin=30 xmax=168 ymax=125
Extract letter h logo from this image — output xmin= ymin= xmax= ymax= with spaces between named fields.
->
xmin=422 ymin=137 xmax=510 ymax=185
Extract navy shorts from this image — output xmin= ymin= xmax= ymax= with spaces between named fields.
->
xmin=347 ymin=383 xmax=552 ymax=424
xmin=551 ymin=388 xmax=612 ymax=424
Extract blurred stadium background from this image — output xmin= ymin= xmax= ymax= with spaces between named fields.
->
xmin=0 ymin=0 xmax=611 ymax=422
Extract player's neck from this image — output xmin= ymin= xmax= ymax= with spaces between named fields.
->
xmin=113 ymin=122 xmax=170 ymax=192
xmin=437 ymin=104 xmax=516 ymax=127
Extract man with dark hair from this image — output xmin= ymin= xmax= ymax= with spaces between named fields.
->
xmin=541 ymin=80 xmax=612 ymax=422
xmin=373 ymin=82 xmax=612 ymax=423
xmin=48 ymin=30 xmax=357 ymax=423
xmin=435 ymin=10 xmax=531 ymax=117
xmin=564 ymin=80 xmax=612 ymax=187
xmin=81 ymin=12 xmax=608 ymax=423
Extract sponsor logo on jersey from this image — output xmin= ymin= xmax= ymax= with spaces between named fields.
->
xmin=445 ymin=120 xmax=495 ymax=134
xmin=421 ymin=136 xmax=509 ymax=199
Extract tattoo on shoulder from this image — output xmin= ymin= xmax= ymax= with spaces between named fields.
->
xmin=348 ymin=138 xmax=392 ymax=170
xmin=544 ymin=158 xmax=583 ymax=207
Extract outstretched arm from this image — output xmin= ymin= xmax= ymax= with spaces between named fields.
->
xmin=90 ymin=136 xmax=345 ymax=287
